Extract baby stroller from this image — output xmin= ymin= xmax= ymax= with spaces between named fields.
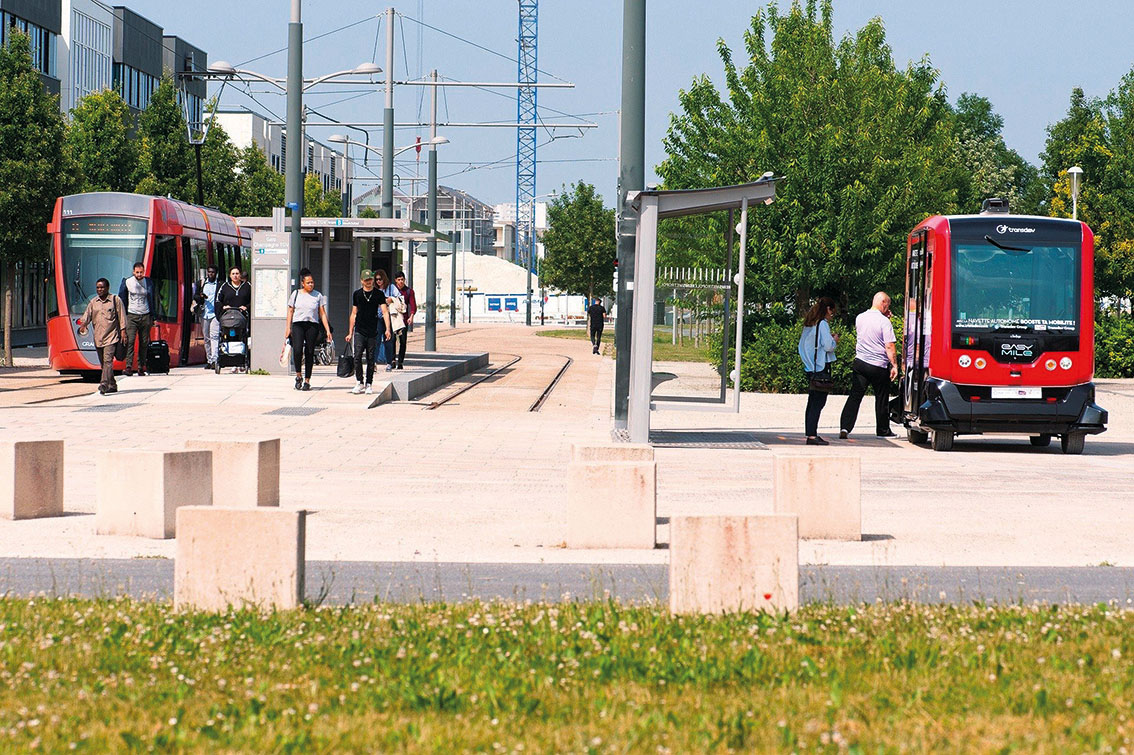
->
xmin=314 ymin=327 xmax=336 ymax=367
xmin=215 ymin=308 xmax=250 ymax=373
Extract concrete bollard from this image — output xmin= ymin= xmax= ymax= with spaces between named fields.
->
xmin=185 ymin=438 xmax=281 ymax=508
xmin=174 ymin=507 xmax=306 ymax=611
xmin=772 ymin=454 xmax=861 ymax=541
xmin=567 ymin=461 xmax=656 ymax=548
xmin=669 ymin=515 xmax=799 ymax=614
xmin=96 ymin=450 xmax=212 ymax=538
xmin=0 ymin=440 xmax=64 ymax=520
xmin=571 ymin=443 xmax=654 ymax=463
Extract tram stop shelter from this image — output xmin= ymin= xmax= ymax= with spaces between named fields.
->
xmin=626 ymin=178 xmax=778 ymax=443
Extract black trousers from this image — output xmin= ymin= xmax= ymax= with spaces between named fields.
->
xmin=353 ymin=333 xmax=378 ymax=385
xmin=590 ymin=326 xmax=603 ymax=349
xmin=394 ymin=328 xmax=407 ymax=366
xmin=291 ymin=321 xmax=320 ymax=380
xmin=803 ymin=374 xmax=828 ymax=437
xmin=839 ymin=358 xmax=892 ymax=435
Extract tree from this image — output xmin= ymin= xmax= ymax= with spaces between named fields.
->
xmin=303 ymin=172 xmax=340 ymax=217
xmin=230 ymin=143 xmax=284 ymax=217
xmin=134 ymin=76 xmax=194 ymax=200
xmin=0 ymin=32 xmax=71 ymax=366
xmin=539 ymin=182 xmax=616 ymax=300
xmin=658 ymin=0 xmax=963 ymax=316
xmin=951 ymin=93 xmax=1042 ymax=215
xmin=66 ymin=88 xmax=138 ymax=193
xmin=198 ymin=120 xmax=241 ymax=213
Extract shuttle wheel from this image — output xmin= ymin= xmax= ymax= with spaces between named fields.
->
xmin=931 ymin=429 xmax=954 ymax=452
xmin=1060 ymin=433 xmax=1085 ymax=455
xmin=907 ymin=427 xmax=929 ymax=445
xmin=1029 ymin=435 xmax=1052 ymax=448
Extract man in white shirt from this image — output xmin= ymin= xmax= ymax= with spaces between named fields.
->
xmin=839 ymin=291 xmax=898 ymax=438
xmin=117 ymin=262 xmax=155 ymax=376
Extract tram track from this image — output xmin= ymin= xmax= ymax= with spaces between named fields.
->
xmin=424 ymin=352 xmax=572 ymax=412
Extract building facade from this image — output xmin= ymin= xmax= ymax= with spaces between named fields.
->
xmin=59 ymin=0 xmax=112 ymax=113
xmin=213 ymin=108 xmax=343 ymax=198
xmin=0 ymin=0 xmax=61 ymax=95
xmin=163 ymin=34 xmax=205 ymax=127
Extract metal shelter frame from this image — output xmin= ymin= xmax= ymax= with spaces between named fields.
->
xmin=626 ymin=179 xmax=778 ymax=443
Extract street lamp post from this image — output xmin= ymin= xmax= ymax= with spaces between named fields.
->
xmin=1068 ymin=166 xmax=1083 ymax=220
xmin=526 ymin=191 xmax=556 ymax=326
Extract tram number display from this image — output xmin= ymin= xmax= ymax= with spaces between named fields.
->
xmin=991 ymin=386 xmax=1041 ymax=400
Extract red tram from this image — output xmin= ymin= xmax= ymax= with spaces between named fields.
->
xmin=45 ymin=192 xmax=252 ymax=377
xmin=896 ymin=200 xmax=1107 ymax=454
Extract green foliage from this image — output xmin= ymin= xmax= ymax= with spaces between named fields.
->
xmin=658 ymin=0 xmax=962 ymax=316
xmin=951 ymin=93 xmax=1042 ymax=215
xmin=199 ymin=120 xmax=240 ymax=213
xmin=303 ymin=172 xmax=340 ymax=218
xmin=134 ymin=76 xmax=194 ymax=200
xmin=66 ymin=88 xmax=138 ymax=193
xmin=1094 ymin=315 xmax=1134 ymax=377
xmin=230 ymin=143 xmax=284 ymax=217
xmin=0 ymin=31 xmax=72 ymax=364
xmin=0 ymin=598 xmax=1132 ymax=751
xmin=733 ymin=307 xmax=857 ymax=393
xmin=539 ymin=181 xmax=616 ymax=299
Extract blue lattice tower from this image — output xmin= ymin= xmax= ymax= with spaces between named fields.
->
xmin=516 ymin=0 xmax=538 ymax=277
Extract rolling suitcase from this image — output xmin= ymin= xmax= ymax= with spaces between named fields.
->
xmin=146 ymin=339 xmax=170 ymax=374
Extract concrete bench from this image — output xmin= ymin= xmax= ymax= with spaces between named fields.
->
xmin=567 ymin=460 xmax=656 ymax=549
xmin=571 ymin=443 xmax=654 ymax=463
xmin=96 ymin=450 xmax=212 ymax=538
xmin=174 ymin=507 xmax=306 ymax=611
xmin=772 ymin=454 xmax=861 ymax=540
xmin=669 ymin=515 xmax=799 ymax=614
xmin=185 ymin=439 xmax=280 ymax=508
xmin=0 ymin=440 xmax=64 ymax=520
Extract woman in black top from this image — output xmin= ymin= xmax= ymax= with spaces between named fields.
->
xmin=216 ymin=266 xmax=251 ymax=313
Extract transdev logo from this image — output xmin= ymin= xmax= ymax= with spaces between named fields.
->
xmin=995 ymin=224 xmax=1036 ymax=234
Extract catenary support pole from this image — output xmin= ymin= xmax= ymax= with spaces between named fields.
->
xmin=450 ymin=233 xmax=457 ymax=327
xmin=613 ymin=0 xmax=645 ymax=429
xmin=425 ymin=69 xmax=439 ymax=351
xmin=285 ymin=0 xmax=303 ymax=286
xmin=381 ymin=7 xmax=395 ymax=265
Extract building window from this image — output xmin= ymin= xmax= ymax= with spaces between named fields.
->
xmin=1 ymin=11 xmax=58 ymax=78
xmin=280 ymin=134 xmax=286 ymax=173
xmin=70 ymin=10 xmax=112 ymax=109
xmin=113 ymin=63 xmax=158 ymax=110
xmin=307 ymin=144 xmax=314 ymax=173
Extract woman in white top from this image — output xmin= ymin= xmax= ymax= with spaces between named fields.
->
xmin=797 ymin=296 xmax=839 ymax=445
xmin=375 ymin=269 xmax=400 ymax=370
xmin=285 ymin=267 xmax=333 ymax=391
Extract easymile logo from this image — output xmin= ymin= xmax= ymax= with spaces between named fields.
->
xmin=995 ymin=224 xmax=1036 ymax=234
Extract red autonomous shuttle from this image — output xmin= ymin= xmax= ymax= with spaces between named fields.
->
xmin=895 ymin=199 xmax=1107 ymax=454
xmin=45 ymin=192 xmax=252 ymax=377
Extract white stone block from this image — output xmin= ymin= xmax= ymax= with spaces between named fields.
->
xmin=772 ymin=454 xmax=861 ymax=540
xmin=185 ymin=438 xmax=280 ymax=508
xmin=669 ymin=515 xmax=799 ymax=614
xmin=96 ymin=450 xmax=212 ymax=538
xmin=571 ymin=443 xmax=655 ymax=463
xmin=567 ymin=461 xmax=656 ymax=548
xmin=0 ymin=440 xmax=64 ymax=520
xmin=174 ymin=507 xmax=305 ymax=611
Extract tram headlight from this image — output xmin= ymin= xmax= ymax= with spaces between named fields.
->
xmin=1045 ymin=359 xmax=1057 ymax=371
xmin=958 ymin=355 xmax=972 ymax=368
xmin=974 ymin=357 xmax=987 ymax=370
xmin=1060 ymin=357 xmax=1073 ymax=370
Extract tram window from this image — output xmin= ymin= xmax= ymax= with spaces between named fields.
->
xmin=191 ymin=239 xmax=208 ymax=283
xmin=240 ymin=246 xmax=251 ymax=279
xmin=152 ymin=237 xmax=179 ymax=322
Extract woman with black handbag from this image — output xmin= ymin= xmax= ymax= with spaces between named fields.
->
xmin=797 ymin=297 xmax=839 ymax=445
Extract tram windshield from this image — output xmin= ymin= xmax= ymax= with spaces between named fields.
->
xmin=61 ymin=216 xmax=148 ymax=315
xmin=952 ymin=240 xmax=1079 ymax=332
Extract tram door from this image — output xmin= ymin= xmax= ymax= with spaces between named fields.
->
xmin=902 ymin=231 xmax=931 ymax=415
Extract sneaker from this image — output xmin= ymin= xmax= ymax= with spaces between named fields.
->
xmin=295 ymin=376 xmax=303 ymax=390
xmin=98 ymin=385 xmax=108 ymax=395
xmin=805 ymin=436 xmax=830 ymax=446
xmin=839 ymin=430 xmax=849 ymax=439
xmin=124 ymin=369 xmax=134 ymax=377
xmin=876 ymin=430 xmax=898 ymax=438
xmin=351 ymin=382 xmax=364 ymax=395
xmin=301 ymin=382 xmax=311 ymax=391
xmin=203 ymin=363 xmax=212 ymax=370
xmin=364 ymin=384 xmax=373 ymax=395
xmin=385 ymin=363 xmax=394 ymax=372
xmin=395 ymin=363 xmax=404 ymax=370
xmin=108 ymin=385 xmax=118 ymax=393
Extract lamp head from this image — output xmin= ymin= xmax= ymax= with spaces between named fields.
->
xmin=328 ymin=134 xmax=349 ymax=144
xmin=209 ymin=61 xmax=236 ymax=75
xmin=352 ymin=62 xmax=382 ymax=76
xmin=429 ymin=136 xmax=450 ymax=146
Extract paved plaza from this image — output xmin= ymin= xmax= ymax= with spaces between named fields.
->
xmin=2 ymin=324 xmax=1134 ymax=579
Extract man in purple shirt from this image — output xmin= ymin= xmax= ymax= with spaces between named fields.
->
xmin=839 ymin=292 xmax=898 ymax=438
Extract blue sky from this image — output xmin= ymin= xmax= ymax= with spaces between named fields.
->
xmin=123 ymin=0 xmax=1134 ymax=206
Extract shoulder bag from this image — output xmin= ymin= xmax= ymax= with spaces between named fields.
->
xmin=808 ymin=323 xmax=835 ymax=393
xmin=111 ymin=295 xmax=127 ymax=361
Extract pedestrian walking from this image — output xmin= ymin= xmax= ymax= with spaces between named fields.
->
xmin=345 ymin=269 xmax=391 ymax=394
xmin=586 ymin=299 xmax=607 ymax=354
xmin=797 ymin=297 xmax=838 ymax=445
xmin=392 ymin=270 xmax=416 ymax=369
xmin=215 ymin=265 xmax=252 ymax=373
xmin=839 ymin=292 xmax=899 ymax=438
xmin=117 ymin=262 xmax=155 ymax=376
xmin=285 ymin=268 xmax=333 ymax=391
xmin=375 ymin=269 xmax=399 ymax=372
xmin=77 ymin=278 xmax=127 ymax=395
xmin=195 ymin=266 xmax=220 ymax=370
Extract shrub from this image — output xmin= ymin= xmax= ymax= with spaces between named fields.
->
xmin=1094 ymin=315 xmax=1134 ymax=378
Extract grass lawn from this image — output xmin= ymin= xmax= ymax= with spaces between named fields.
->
xmin=537 ymin=327 xmax=714 ymax=363
xmin=2 ymin=599 xmax=1132 ymax=751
